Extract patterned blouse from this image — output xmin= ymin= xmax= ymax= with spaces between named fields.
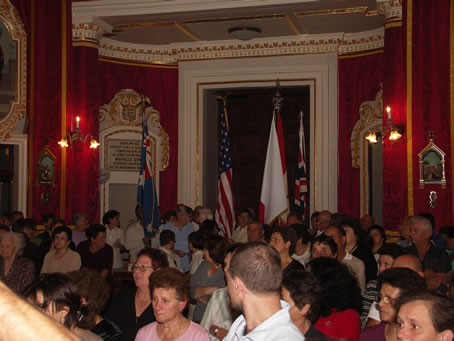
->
xmin=0 ymin=255 xmax=35 ymax=295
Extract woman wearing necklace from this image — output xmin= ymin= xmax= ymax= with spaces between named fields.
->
xmin=136 ymin=267 xmax=209 ymax=341
xmin=41 ymin=226 xmax=81 ymax=274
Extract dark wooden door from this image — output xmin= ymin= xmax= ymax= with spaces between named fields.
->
xmin=216 ymin=86 xmax=310 ymax=220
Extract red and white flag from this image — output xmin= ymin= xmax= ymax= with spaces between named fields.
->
xmin=259 ymin=112 xmax=289 ymax=225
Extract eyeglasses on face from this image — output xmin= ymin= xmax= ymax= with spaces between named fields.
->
xmin=132 ymin=265 xmax=154 ymax=272
xmin=375 ymin=294 xmax=397 ymax=304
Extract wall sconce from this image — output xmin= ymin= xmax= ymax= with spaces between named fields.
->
xmin=365 ymin=106 xmax=405 ymax=144
xmin=58 ymin=116 xmax=99 ymax=149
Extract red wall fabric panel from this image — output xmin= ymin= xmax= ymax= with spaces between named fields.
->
xmin=338 ymin=52 xmax=384 ymax=219
xmin=410 ymin=0 xmax=452 ymax=229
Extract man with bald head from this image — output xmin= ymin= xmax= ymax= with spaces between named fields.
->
xmin=316 ymin=210 xmax=332 ymax=236
xmin=392 ymin=254 xmax=424 ymax=277
xmin=405 ymin=215 xmax=450 ymax=290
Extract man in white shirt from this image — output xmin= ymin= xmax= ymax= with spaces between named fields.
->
xmin=159 ymin=229 xmax=182 ymax=271
xmin=224 ymin=242 xmax=304 ymax=341
xmin=231 ymin=209 xmax=253 ymax=243
xmin=103 ymin=210 xmax=125 ymax=270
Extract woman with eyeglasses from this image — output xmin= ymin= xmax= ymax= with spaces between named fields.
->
xmin=105 ymin=248 xmax=168 ymax=341
xmin=269 ymin=226 xmax=305 ymax=278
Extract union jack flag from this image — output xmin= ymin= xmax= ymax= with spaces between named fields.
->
xmin=295 ymin=111 xmax=308 ymax=221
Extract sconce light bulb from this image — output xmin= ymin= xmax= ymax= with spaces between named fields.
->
xmin=90 ymin=140 xmax=100 ymax=149
xmin=58 ymin=138 xmax=69 ymax=148
xmin=389 ymin=129 xmax=402 ymax=141
xmin=386 ymin=106 xmax=391 ymax=113
xmin=365 ymin=132 xmax=378 ymax=144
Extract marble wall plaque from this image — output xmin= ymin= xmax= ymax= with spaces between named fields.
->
xmin=106 ymin=139 xmax=141 ymax=171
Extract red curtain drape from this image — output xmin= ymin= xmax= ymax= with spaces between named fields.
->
xmin=66 ymin=46 xmax=100 ymax=223
xmin=338 ymin=52 xmax=384 ymax=218
xmin=382 ymin=22 xmax=407 ymax=230
xmin=409 ymin=0 xmax=452 ymax=228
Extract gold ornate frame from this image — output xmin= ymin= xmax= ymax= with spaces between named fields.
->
xmin=418 ymin=135 xmax=446 ymax=188
xmin=0 ymin=0 xmax=26 ymax=141
xmin=351 ymin=88 xmax=383 ymax=216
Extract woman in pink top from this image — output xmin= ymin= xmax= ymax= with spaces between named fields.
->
xmin=135 ymin=268 xmax=209 ymax=341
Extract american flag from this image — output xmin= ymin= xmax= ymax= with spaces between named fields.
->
xmin=215 ymin=99 xmax=236 ymax=237
xmin=295 ymin=111 xmax=308 ymax=221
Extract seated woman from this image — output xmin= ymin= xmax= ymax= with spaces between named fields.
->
xmin=310 ymin=257 xmax=362 ymax=341
xmin=105 ymin=248 xmax=168 ymax=341
xmin=41 ymin=226 xmax=81 ymax=274
xmin=396 ymin=291 xmax=454 ymax=341
xmin=269 ymin=226 xmax=305 ymax=277
xmin=342 ymin=217 xmax=377 ymax=283
xmin=69 ymin=268 xmax=124 ymax=341
xmin=26 ymin=272 xmax=102 ymax=341
xmin=0 ymin=232 xmax=35 ymax=295
xmin=136 ymin=267 xmax=210 ymax=341
xmin=368 ymin=225 xmax=386 ymax=262
xmin=190 ymin=235 xmax=227 ymax=323
xmin=281 ymin=270 xmax=330 ymax=340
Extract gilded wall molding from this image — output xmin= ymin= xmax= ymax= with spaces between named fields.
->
xmin=376 ymin=0 xmax=402 ymax=24
xmin=72 ymin=23 xmax=104 ymax=47
xmin=351 ymin=88 xmax=383 ymax=217
xmin=93 ymin=29 xmax=384 ymax=64
xmin=0 ymin=0 xmax=27 ymax=141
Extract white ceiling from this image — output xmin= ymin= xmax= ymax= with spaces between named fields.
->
xmin=73 ymin=0 xmax=385 ymax=46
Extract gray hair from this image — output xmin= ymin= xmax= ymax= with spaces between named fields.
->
xmin=198 ymin=208 xmax=213 ymax=220
xmin=72 ymin=212 xmax=86 ymax=225
xmin=410 ymin=216 xmax=432 ymax=231
xmin=0 ymin=232 xmax=25 ymax=255
xmin=176 ymin=204 xmax=192 ymax=217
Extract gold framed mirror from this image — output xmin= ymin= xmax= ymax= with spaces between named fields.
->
xmin=0 ymin=0 xmax=26 ymax=141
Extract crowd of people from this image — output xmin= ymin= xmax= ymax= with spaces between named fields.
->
xmin=0 ymin=206 xmax=453 ymax=341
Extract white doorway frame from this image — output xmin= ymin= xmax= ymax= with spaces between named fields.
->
xmin=178 ymin=54 xmax=339 ymax=215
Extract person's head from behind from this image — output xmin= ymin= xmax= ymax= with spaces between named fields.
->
xmin=376 ymin=268 xmax=426 ymax=324
xmin=281 ymin=270 xmax=322 ymax=325
xmin=86 ymin=224 xmax=106 ymax=250
xmin=26 ymin=273 xmax=93 ymax=330
xmin=392 ymin=254 xmax=424 ymax=278
xmin=150 ymin=268 xmax=191 ymax=323
xmin=188 ymin=231 xmax=203 ymax=252
xmin=311 ymin=234 xmax=337 ymax=259
xmin=160 ymin=229 xmax=176 ymax=249
xmin=203 ymin=235 xmax=227 ymax=266
xmin=42 ymin=213 xmax=56 ymax=230
xmin=247 ymin=221 xmax=264 ymax=242
xmin=50 ymin=219 xmax=65 ymax=232
xmin=377 ymin=243 xmax=405 ymax=274
xmin=197 ymin=208 xmax=213 ymax=224
xmin=227 ymin=242 xmax=282 ymax=309
xmin=72 ymin=212 xmax=88 ymax=232
xmin=269 ymin=226 xmax=297 ymax=257
xmin=199 ymin=219 xmax=219 ymax=237
xmin=309 ymin=257 xmax=361 ymax=316
xmin=396 ymin=291 xmax=454 ymax=341
xmin=68 ymin=268 xmax=110 ymax=316
xmin=287 ymin=212 xmax=302 ymax=226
